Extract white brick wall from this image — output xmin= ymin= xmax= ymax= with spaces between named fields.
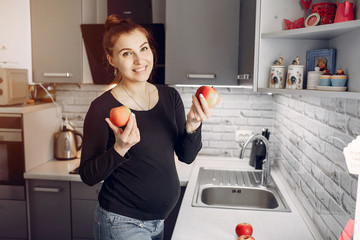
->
xmin=54 ymin=83 xmax=358 ymax=239
xmin=55 ymin=84 xmax=274 ymax=157
xmin=274 ymin=94 xmax=358 ymax=240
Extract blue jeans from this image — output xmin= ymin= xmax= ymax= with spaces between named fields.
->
xmin=94 ymin=204 xmax=164 ymax=240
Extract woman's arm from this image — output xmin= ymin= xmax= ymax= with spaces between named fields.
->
xmin=173 ymin=90 xmax=204 ymax=164
xmin=79 ymin=103 xmax=129 ymax=186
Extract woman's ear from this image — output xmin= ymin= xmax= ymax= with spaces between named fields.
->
xmin=107 ymin=54 xmax=115 ymax=67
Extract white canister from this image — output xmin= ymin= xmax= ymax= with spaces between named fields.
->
xmin=307 ymin=67 xmax=322 ymax=89
xmin=286 ymin=65 xmax=305 ymax=89
xmin=269 ymin=65 xmax=286 ymax=88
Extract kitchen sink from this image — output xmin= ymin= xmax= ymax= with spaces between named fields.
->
xmin=192 ymin=168 xmax=291 ymax=212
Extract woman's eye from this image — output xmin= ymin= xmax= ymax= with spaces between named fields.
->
xmin=141 ymin=46 xmax=149 ymax=51
xmin=122 ymin=51 xmax=131 ymax=57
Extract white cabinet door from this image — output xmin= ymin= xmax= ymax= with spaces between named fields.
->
xmin=165 ymin=0 xmax=240 ymax=85
xmin=0 ymin=0 xmax=32 ymax=81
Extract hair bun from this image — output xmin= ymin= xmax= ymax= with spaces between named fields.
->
xmin=104 ymin=14 xmax=124 ymax=31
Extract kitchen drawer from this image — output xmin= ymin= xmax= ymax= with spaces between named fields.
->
xmin=71 ymin=199 xmax=97 ymax=239
xmin=27 ymin=179 xmax=71 ymax=240
xmin=0 ymin=199 xmax=27 ymax=239
xmin=71 ymin=182 xmax=102 ymax=200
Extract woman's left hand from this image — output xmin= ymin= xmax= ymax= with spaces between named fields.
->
xmin=186 ymin=94 xmax=211 ymax=133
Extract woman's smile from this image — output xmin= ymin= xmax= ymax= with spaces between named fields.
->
xmin=133 ymin=66 xmax=147 ymax=73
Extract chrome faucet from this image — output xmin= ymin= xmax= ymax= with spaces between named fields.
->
xmin=239 ymin=134 xmax=270 ymax=187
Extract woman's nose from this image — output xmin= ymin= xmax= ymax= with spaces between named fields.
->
xmin=133 ymin=53 xmax=143 ymax=64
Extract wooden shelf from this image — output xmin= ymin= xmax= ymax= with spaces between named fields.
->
xmin=261 ymin=19 xmax=360 ymax=40
xmin=258 ymin=88 xmax=360 ymax=100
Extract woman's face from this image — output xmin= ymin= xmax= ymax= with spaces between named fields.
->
xmin=108 ymin=29 xmax=154 ymax=83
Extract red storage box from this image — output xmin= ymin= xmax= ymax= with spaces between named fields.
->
xmin=311 ymin=2 xmax=337 ymax=24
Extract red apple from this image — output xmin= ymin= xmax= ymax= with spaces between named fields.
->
xmin=238 ymin=235 xmax=255 ymax=240
xmin=195 ymin=86 xmax=221 ymax=108
xmin=109 ymin=106 xmax=131 ymax=127
xmin=235 ymin=223 xmax=253 ymax=236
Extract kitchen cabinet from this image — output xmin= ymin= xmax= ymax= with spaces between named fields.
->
xmin=255 ymin=0 xmax=360 ymax=99
xmin=30 ymin=0 xmax=82 ymax=83
xmin=0 ymin=199 xmax=28 ymax=239
xmin=71 ymin=182 xmax=102 ymax=240
xmin=27 ymin=179 xmax=71 ymax=240
xmin=165 ymin=0 xmax=241 ymax=86
xmin=26 ymin=179 xmax=185 ymax=240
xmin=164 ymin=186 xmax=186 ymax=240
xmin=107 ymin=0 xmax=152 ymax=24
xmin=238 ymin=0 xmax=257 ymax=87
xmin=0 ymin=0 xmax=32 ymax=81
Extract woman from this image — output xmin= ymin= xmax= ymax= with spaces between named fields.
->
xmin=80 ymin=15 xmax=211 ymax=240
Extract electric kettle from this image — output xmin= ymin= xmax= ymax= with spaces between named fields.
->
xmin=54 ymin=126 xmax=83 ymax=160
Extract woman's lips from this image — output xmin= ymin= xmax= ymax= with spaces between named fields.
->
xmin=133 ymin=66 xmax=147 ymax=73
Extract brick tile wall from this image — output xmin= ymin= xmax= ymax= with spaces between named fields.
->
xmin=55 ymin=83 xmax=358 ymax=239
xmin=273 ymin=94 xmax=358 ymax=239
xmin=55 ymin=84 xmax=274 ymax=157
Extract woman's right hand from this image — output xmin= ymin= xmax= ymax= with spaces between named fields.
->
xmin=105 ymin=113 xmax=140 ymax=156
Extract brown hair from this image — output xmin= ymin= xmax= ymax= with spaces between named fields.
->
xmin=103 ymin=14 xmax=157 ymax=83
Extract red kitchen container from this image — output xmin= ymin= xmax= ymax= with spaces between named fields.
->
xmin=311 ymin=2 xmax=337 ymax=24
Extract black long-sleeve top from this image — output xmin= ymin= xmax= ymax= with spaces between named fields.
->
xmin=80 ymin=84 xmax=202 ymax=220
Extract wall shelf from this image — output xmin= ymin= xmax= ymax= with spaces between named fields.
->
xmin=261 ymin=19 xmax=360 ymax=40
xmin=258 ymin=87 xmax=360 ymax=100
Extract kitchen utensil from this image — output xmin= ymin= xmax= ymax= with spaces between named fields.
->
xmin=335 ymin=0 xmax=354 ymax=23
xmin=331 ymin=75 xmax=348 ymax=87
xmin=307 ymin=67 xmax=322 ymax=89
xmin=269 ymin=65 xmax=286 ymax=88
xmin=54 ymin=125 xmax=83 ymax=160
xmin=320 ymin=75 xmax=332 ymax=86
xmin=286 ymin=64 xmax=305 ymax=89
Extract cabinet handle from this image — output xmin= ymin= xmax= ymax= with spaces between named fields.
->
xmin=33 ymin=187 xmax=63 ymax=193
xmin=43 ymin=73 xmax=73 ymax=78
xmin=237 ymin=74 xmax=252 ymax=80
xmin=123 ymin=11 xmax=132 ymax=15
xmin=186 ymin=74 xmax=216 ymax=79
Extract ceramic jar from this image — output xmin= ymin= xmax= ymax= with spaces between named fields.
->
xmin=286 ymin=65 xmax=305 ymax=89
xmin=320 ymin=75 xmax=332 ymax=86
xmin=269 ymin=65 xmax=286 ymax=88
xmin=331 ymin=75 xmax=347 ymax=87
xmin=307 ymin=67 xmax=322 ymax=89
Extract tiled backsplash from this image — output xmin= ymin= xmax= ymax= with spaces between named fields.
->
xmin=55 ymin=83 xmax=358 ymax=239
xmin=273 ymin=94 xmax=358 ymax=239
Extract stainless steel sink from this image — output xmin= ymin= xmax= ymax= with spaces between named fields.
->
xmin=192 ymin=168 xmax=291 ymax=212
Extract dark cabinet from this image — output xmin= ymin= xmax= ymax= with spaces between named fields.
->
xmin=71 ymin=182 xmax=102 ymax=239
xmin=107 ymin=0 xmax=153 ymax=24
xmin=27 ymin=180 xmax=71 ymax=240
xmin=164 ymin=186 xmax=186 ymax=240
xmin=238 ymin=0 xmax=257 ymax=87
xmin=0 ymin=199 xmax=28 ymax=239
xmin=26 ymin=180 xmax=185 ymax=239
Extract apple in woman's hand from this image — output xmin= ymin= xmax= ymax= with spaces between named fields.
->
xmin=235 ymin=223 xmax=253 ymax=236
xmin=195 ymin=86 xmax=221 ymax=108
xmin=109 ymin=106 xmax=131 ymax=127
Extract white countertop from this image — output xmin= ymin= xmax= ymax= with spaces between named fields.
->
xmin=24 ymin=158 xmax=82 ymax=182
xmin=171 ymin=156 xmax=322 ymax=240
xmin=0 ymin=102 xmax=56 ymax=114
xmin=24 ymin=156 xmax=194 ymax=186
